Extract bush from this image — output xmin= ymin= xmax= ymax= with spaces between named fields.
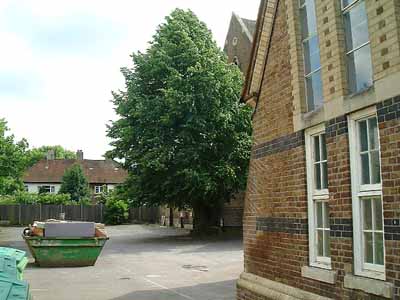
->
xmin=104 ymin=196 xmax=129 ymax=225
xmin=0 ymin=192 xmax=89 ymax=205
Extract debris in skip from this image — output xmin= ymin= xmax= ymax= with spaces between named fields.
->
xmin=22 ymin=220 xmax=109 ymax=267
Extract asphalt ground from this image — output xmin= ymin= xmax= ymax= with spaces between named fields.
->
xmin=0 ymin=225 xmax=243 ymax=300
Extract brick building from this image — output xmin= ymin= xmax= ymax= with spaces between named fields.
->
xmin=238 ymin=0 xmax=400 ymax=299
xmin=224 ymin=12 xmax=257 ymax=74
xmin=222 ymin=13 xmax=256 ymax=229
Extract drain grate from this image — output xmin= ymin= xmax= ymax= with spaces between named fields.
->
xmin=182 ymin=265 xmax=208 ymax=272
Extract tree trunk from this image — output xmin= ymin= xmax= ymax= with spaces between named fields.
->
xmin=192 ymin=202 xmax=222 ymax=235
xmin=169 ymin=206 xmax=174 ymax=227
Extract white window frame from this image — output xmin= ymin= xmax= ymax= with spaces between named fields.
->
xmin=348 ymin=106 xmax=385 ymax=280
xmin=94 ymin=185 xmax=106 ymax=194
xmin=341 ymin=0 xmax=373 ymax=94
xmin=305 ymin=124 xmax=331 ymax=269
xmin=40 ymin=185 xmax=55 ymax=194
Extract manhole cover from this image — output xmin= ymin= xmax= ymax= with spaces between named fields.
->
xmin=182 ymin=265 xmax=208 ymax=272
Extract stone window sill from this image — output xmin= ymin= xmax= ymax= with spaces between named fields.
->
xmin=301 ymin=266 xmax=337 ymax=284
xmin=344 ymin=274 xmax=393 ymax=299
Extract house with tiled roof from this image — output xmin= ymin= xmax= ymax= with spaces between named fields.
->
xmin=23 ymin=150 xmax=127 ymax=195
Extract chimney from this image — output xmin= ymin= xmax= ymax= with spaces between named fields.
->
xmin=46 ymin=149 xmax=55 ymax=160
xmin=76 ymin=150 xmax=84 ymax=160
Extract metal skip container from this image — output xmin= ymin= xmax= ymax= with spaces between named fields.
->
xmin=22 ymin=221 xmax=109 ymax=267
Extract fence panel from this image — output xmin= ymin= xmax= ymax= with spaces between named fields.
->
xmin=83 ymin=206 xmax=95 ymax=222
xmin=20 ymin=204 xmax=41 ymax=224
xmin=0 ymin=205 xmax=19 ymax=225
xmin=94 ymin=205 xmax=104 ymax=223
xmin=0 ymin=204 xmax=159 ymax=225
xmin=129 ymin=208 xmax=139 ymax=222
xmin=64 ymin=205 xmax=82 ymax=221
xmin=42 ymin=205 xmax=62 ymax=220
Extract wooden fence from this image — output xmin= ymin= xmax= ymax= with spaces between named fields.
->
xmin=0 ymin=205 xmax=160 ymax=226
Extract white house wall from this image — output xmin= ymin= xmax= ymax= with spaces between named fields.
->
xmin=25 ymin=183 xmax=62 ymax=194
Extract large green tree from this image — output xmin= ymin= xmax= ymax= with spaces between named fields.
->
xmin=29 ymin=145 xmax=76 ymax=165
xmin=58 ymin=164 xmax=90 ymax=201
xmin=0 ymin=119 xmax=31 ymax=195
xmin=107 ymin=9 xmax=252 ymax=232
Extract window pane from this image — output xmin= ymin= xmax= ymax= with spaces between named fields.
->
xmin=314 ymin=135 xmax=320 ymax=162
xmin=300 ymin=0 xmax=317 ymax=38
xmin=370 ymin=150 xmax=381 ymax=184
xmin=314 ymin=135 xmax=321 ymax=162
xmin=361 ymin=153 xmax=370 ymax=184
xmin=303 ymin=36 xmax=321 ymax=74
xmin=344 ymin=1 xmax=369 ymax=51
xmin=368 ymin=117 xmax=378 ymax=150
xmin=321 ymin=134 xmax=327 ymax=160
xmin=363 ymin=198 xmax=372 ymax=230
xmin=347 ymin=45 xmax=373 ymax=93
xmin=306 ymin=70 xmax=323 ymax=111
xmin=374 ymin=198 xmax=383 ymax=231
xmin=359 ymin=120 xmax=368 ymax=152
xmin=342 ymin=0 xmax=355 ymax=8
xmin=322 ymin=162 xmax=328 ymax=189
xmin=315 ymin=163 xmax=322 ymax=189
xmin=323 ymin=203 xmax=330 ymax=228
xmin=364 ymin=232 xmax=373 ymax=263
xmin=324 ymin=230 xmax=331 ymax=257
xmin=300 ymin=6 xmax=308 ymax=38
xmin=317 ymin=229 xmax=324 ymax=256
xmin=316 ymin=202 xmax=323 ymax=228
xmin=375 ymin=232 xmax=384 ymax=265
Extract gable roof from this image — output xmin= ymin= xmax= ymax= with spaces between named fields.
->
xmin=224 ymin=13 xmax=257 ymax=75
xmin=232 ymin=13 xmax=257 ymax=43
xmin=23 ymin=159 xmax=128 ymax=184
xmin=241 ymin=0 xmax=280 ymax=107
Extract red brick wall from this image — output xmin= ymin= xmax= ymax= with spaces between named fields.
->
xmin=378 ymin=98 xmax=400 ymax=298
xmin=241 ymin=0 xmax=400 ymax=298
xmin=224 ymin=15 xmax=254 ymax=75
xmin=251 ymin=0 xmax=293 ymax=147
xmin=223 ymin=192 xmax=245 ymax=227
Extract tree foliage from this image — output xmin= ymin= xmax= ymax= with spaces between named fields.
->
xmin=29 ymin=145 xmax=76 ymax=165
xmin=0 ymin=119 xmax=32 ymax=195
xmin=58 ymin=164 xmax=90 ymax=201
xmin=107 ymin=9 xmax=252 ymax=230
xmin=104 ymin=191 xmax=129 ymax=225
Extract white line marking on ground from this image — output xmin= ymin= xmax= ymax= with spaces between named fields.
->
xmin=145 ymin=274 xmax=161 ymax=278
xmin=143 ymin=278 xmax=195 ymax=300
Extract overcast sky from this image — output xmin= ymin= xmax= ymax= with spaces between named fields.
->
xmin=1 ymin=0 xmax=260 ymax=159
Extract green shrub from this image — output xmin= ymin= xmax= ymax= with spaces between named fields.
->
xmin=104 ymin=196 xmax=129 ymax=225
xmin=0 ymin=192 xmax=89 ymax=205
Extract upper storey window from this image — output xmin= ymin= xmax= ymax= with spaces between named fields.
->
xmin=342 ymin=0 xmax=373 ymax=93
xmin=300 ymin=0 xmax=323 ymax=112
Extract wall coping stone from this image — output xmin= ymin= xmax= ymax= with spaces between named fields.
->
xmin=343 ymin=274 xmax=394 ymax=299
xmin=301 ymin=266 xmax=337 ymax=284
xmin=237 ymin=272 xmax=333 ymax=300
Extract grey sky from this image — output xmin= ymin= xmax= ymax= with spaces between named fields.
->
xmin=1 ymin=0 xmax=260 ymax=159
